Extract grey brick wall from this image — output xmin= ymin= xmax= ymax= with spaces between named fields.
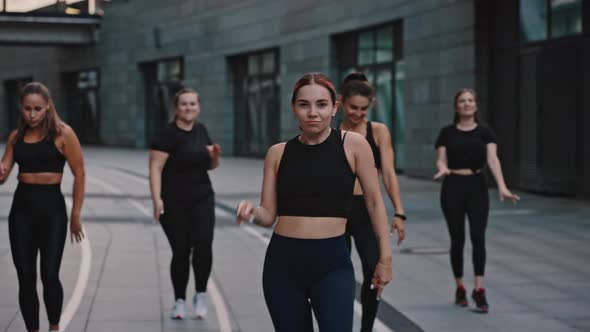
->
xmin=0 ymin=0 xmax=478 ymax=177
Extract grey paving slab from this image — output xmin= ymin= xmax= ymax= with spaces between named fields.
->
xmin=1 ymin=146 xmax=590 ymax=332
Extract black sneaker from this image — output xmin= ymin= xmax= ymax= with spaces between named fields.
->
xmin=455 ymin=286 xmax=468 ymax=307
xmin=472 ymin=288 xmax=489 ymax=313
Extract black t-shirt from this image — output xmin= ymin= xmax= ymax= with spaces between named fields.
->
xmin=151 ymin=122 xmax=214 ymax=202
xmin=434 ymin=124 xmax=496 ymax=171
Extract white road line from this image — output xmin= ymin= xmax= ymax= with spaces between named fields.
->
xmin=61 ymin=197 xmax=92 ymax=332
xmin=235 ymin=218 xmax=394 ymax=332
xmin=88 ymin=172 xmax=233 ymax=332
xmin=207 ymin=273 xmax=233 ymax=332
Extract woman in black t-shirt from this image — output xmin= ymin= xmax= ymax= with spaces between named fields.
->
xmin=434 ymin=88 xmax=519 ymax=313
xmin=149 ymin=88 xmax=221 ymax=320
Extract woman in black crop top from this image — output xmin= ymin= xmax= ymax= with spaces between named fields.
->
xmin=434 ymin=88 xmax=519 ymax=313
xmin=236 ymin=73 xmax=393 ymax=332
xmin=338 ymin=72 xmax=406 ymax=332
xmin=0 ymin=82 xmax=86 ymax=332
xmin=149 ymin=88 xmax=220 ymax=320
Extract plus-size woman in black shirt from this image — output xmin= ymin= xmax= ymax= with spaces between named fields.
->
xmin=149 ymin=88 xmax=221 ymax=320
xmin=434 ymin=88 xmax=520 ymax=313
xmin=236 ymin=73 xmax=393 ymax=332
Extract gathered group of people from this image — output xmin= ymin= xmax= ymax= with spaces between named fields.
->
xmin=0 ymin=71 xmax=518 ymax=331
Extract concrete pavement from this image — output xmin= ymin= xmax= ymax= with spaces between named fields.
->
xmin=1 ymin=146 xmax=589 ymax=331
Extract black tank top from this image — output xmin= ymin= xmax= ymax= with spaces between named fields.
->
xmin=339 ymin=120 xmax=381 ymax=169
xmin=13 ymin=136 xmax=66 ymax=173
xmin=276 ymin=129 xmax=355 ymax=218
xmin=366 ymin=121 xmax=381 ymax=169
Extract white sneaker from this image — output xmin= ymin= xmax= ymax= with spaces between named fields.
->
xmin=171 ymin=298 xmax=186 ymax=319
xmin=193 ymin=292 xmax=208 ymax=319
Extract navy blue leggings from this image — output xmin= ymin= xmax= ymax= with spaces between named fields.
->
xmin=8 ymin=183 xmax=68 ymax=331
xmin=440 ymin=173 xmax=489 ymax=278
xmin=262 ymin=233 xmax=355 ymax=332
xmin=345 ymin=195 xmax=380 ymax=332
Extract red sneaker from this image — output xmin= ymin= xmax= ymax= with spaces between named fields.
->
xmin=472 ymin=288 xmax=489 ymax=313
xmin=455 ymin=286 xmax=468 ymax=307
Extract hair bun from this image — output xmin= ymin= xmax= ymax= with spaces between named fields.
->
xmin=343 ymin=72 xmax=368 ymax=85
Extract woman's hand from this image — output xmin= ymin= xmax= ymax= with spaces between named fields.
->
xmin=499 ymin=187 xmax=520 ymax=204
xmin=433 ymin=166 xmax=450 ymax=180
xmin=390 ymin=217 xmax=406 ymax=246
xmin=153 ymin=198 xmax=164 ymax=221
xmin=207 ymin=144 xmax=221 ymax=160
xmin=371 ymin=259 xmax=393 ymax=299
xmin=236 ymin=200 xmax=255 ymax=224
xmin=70 ymin=213 xmax=85 ymax=244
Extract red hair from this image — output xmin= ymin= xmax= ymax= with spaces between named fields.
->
xmin=291 ymin=72 xmax=337 ymax=105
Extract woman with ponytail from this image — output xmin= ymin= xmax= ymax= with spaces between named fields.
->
xmin=338 ymin=72 xmax=406 ymax=332
xmin=0 ymin=82 xmax=86 ymax=332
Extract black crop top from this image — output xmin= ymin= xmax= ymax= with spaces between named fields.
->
xmin=338 ymin=120 xmax=381 ymax=169
xmin=151 ymin=122 xmax=214 ymax=202
xmin=13 ymin=136 xmax=66 ymax=173
xmin=434 ymin=124 xmax=496 ymax=171
xmin=276 ymin=129 xmax=356 ymax=218
xmin=366 ymin=121 xmax=381 ymax=169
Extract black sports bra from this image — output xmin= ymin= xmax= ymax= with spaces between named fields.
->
xmin=365 ymin=121 xmax=381 ymax=169
xmin=13 ymin=136 xmax=66 ymax=173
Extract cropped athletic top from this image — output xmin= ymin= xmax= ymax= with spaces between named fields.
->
xmin=365 ymin=121 xmax=381 ymax=169
xmin=339 ymin=120 xmax=381 ymax=169
xmin=276 ymin=129 xmax=356 ymax=218
xmin=13 ymin=136 xmax=66 ymax=173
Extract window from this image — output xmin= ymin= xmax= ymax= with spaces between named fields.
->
xmin=551 ymin=0 xmax=583 ymax=38
xmin=63 ymin=69 xmax=101 ymax=144
xmin=141 ymin=57 xmax=184 ymax=146
xmin=520 ymin=0 xmax=583 ymax=42
xmin=230 ymin=48 xmax=280 ymax=157
xmin=333 ymin=21 xmax=406 ymax=169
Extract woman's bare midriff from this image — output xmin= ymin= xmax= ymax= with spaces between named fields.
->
xmin=18 ymin=173 xmax=63 ymax=184
xmin=274 ymin=216 xmax=347 ymax=239
xmin=449 ymin=168 xmax=482 ymax=176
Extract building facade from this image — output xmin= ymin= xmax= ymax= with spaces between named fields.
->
xmin=1 ymin=0 xmax=588 ymax=197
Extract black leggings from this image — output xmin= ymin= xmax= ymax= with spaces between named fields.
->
xmin=263 ymin=233 xmax=355 ymax=332
xmin=345 ymin=195 xmax=380 ymax=332
xmin=8 ymin=183 xmax=68 ymax=331
xmin=440 ymin=174 xmax=489 ymax=278
xmin=160 ymin=195 xmax=215 ymax=300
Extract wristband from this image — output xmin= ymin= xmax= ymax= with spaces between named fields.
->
xmin=394 ymin=213 xmax=407 ymax=221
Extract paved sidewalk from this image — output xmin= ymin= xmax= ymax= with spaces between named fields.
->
xmin=0 ymin=146 xmax=589 ymax=331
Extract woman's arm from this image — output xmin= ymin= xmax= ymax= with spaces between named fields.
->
xmin=346 ymin=132 xmax=392 ymax=261
xmin=149 ymin=150 xmax=169 ymax=220
xmin=376 ymin=124 xmax=404 ymax=215
xmin=346 ymin=132 xmax=393 ymax=291
xmin=433 ymin=146 xmax=450 ymax=180
xmin=375 ymin=124 xmax=406 ymax=244
xmin=486 ymin=143 xmax=520 ymax=203
xmin=236 ymin=143 xmax=283 ymax=227
xmin=61 ymin=125 xmax=85 ymax=243
xmin=0 ymin=130 xmax=17 ymax=184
